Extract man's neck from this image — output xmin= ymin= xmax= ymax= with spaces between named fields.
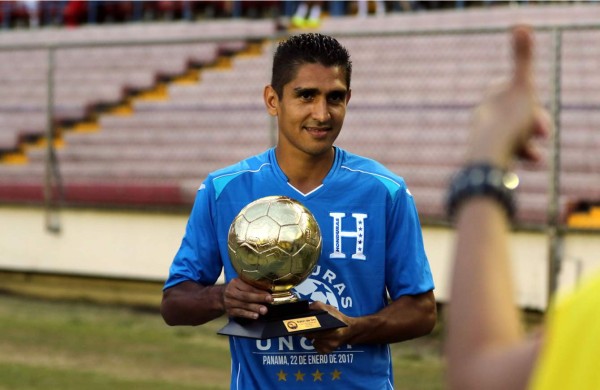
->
xmin=275 ymin=147 xmax=335 ymax=194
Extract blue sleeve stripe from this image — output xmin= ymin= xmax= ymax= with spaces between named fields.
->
xmin=340 ymin=165 xmax=405 ymax=198
xmin=212 ymin=163 xmax=271 ymax=199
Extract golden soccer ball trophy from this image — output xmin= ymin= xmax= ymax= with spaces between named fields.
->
xmin=227 ymin=195 xmax=322 ymax=304
xmin=218 ymin=196 xmax=346 ymax=339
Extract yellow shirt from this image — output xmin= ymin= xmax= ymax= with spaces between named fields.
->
xmin=529 ymin=272 xmax=600 ymax=389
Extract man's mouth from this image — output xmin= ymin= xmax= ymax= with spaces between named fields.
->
xmin=304 ymin=126 xmax=330 ymax=137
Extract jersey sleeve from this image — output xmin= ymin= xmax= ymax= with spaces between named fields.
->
xmin=385 ymin=186 xmax=435 ymax=300
xmin=163 ymin=182 xmax=223 ymax=290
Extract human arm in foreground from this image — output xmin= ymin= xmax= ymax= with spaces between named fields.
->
xmin=445 ymin=26 xmax=551 ymax=390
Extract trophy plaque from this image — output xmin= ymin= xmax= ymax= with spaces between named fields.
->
xmin=218 ymin=196 xmax=347 ymax=339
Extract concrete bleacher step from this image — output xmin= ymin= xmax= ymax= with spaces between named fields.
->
xmin=98 ymin=110 xmax=268 ymax=129
xmin=26 ymin=142 xmax=269 ymax=164
xmin=0 ymin=157 xmax=224 ymax=179
xmin=0 ymin=19 xmax=277 ymax=45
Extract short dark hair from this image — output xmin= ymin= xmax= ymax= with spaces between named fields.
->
xmin=271 ymin=33 xmax=352 ymax=98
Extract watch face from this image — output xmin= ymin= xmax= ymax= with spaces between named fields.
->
xmin=502 ymin=171 xmax=520 ymax=190
xmin=447 ymin=164 xmax=517 ymax=220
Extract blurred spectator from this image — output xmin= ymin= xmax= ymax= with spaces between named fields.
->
xmin=357 ymin=0 xmax=385 ymax=17
xmin=39 ymin=1 xmax=66 ymax=26
xmin=154 ymin=1 xmax=193 ymax=21
xmin=1 ymin=0 xmax=30 ymax=28
xmin=62 ymin=0 xmax=85 ymax=26
xmin=233 ymin=1 xmax=281 ymax=19
xmin=0 ymin=0 xmax=506 ymax=30
xmin=328 ymin=0 xmax=347 ymax=16
xmin=87 ymin=1 xmax=139 ymax=24
xmin=19 ymin=0 xmax=39 ymax=26
xmin=291 ymin=1 xmax=322 ymax=28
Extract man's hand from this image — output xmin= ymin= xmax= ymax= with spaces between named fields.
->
xmin=467 ymin=25 xmax=551 ymax=168
xmin=304 ymin=301 xmax=355 ymax=354
xmin=223 ymin=278 xmax=273 ymax=319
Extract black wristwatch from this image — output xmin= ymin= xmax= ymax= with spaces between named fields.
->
xmin=446 ymin=163 xmax=519 ymax=220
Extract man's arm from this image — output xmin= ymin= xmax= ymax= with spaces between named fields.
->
xmin=307 ymin=290 xmax=436 ymax=354
xmin=445 ymin=26 xmax=551 ymax=390
xmin=161 ymin=278 xmax=273 ymax=326
xmin=161 ymin=281 xmax=225 ymax=326
xmin=447 ymin=198 xmax=542 ymax=390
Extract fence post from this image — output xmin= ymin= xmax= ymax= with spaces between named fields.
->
xmin=547 ymin=27 xmax=563 ymax=304
xmin=44 ymin=46 xmax=62 ymax=233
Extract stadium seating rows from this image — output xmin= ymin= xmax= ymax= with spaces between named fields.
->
xmin=0 ymin=18 xmax=274 ymax=149
xmin=318 ymin=2 xmax=600 ymax=33
xmin=1 ymin=4 xmax=599 ymax=226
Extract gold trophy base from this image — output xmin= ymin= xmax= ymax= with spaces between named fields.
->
xmin=217 ymin=300 xmax=347 ymax=340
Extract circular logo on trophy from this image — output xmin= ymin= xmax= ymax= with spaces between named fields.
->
xmin=286 ymin=321 xmax=298 ymax=330
xmin=227 ymin=196 xmax=322 ymax=304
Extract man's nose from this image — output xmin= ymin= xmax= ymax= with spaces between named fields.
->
xmin=311 ymin=98 xmax=330 ymax=122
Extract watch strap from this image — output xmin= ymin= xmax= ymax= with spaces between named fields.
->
xmin=446 ymin=163 xmax=518 ymax=220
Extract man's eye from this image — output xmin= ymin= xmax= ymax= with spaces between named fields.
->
xmin=328 ymin=93 xmax=344 ymax=103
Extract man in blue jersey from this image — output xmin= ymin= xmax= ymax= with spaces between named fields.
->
xmin=161 ymin=33 xmax=436 ymax=389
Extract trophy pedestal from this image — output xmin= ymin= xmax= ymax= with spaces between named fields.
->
xmin=217 ymin=300 xmax=347 ymax=340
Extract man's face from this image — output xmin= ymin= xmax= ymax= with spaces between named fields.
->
xmin=265 ymin=63 xmax=351 ymax=158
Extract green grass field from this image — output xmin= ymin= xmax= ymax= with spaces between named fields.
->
xmin=0 ymin=292 xmax=445 ymax=390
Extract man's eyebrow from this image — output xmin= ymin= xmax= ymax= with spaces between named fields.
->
xmin=293 ymin=87 xmax=347 ymax=96
xmin=293 ymin=87 xmax=318 ymax=95
xmin=328 ymin=89 xmax=348 ymax=96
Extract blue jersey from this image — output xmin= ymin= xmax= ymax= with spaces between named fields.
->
xmin=165 ymin=147 xmax=434 ymax=390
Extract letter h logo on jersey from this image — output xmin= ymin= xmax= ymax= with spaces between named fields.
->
xmin=329 ymin=212 xmax=367 ymax=260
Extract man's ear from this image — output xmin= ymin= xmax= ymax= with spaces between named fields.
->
xmin=263 ymin=85 xmax=279 ymax=116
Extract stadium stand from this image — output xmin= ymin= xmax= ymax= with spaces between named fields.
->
xmin=0 ymin=3 xmax=599 ymax=228
xmin=318 ymin=2 xmax=600 ymax=33
xmin=0 ymin=18 xmax=276 ymax=207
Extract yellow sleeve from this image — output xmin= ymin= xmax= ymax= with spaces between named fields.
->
xmin=528 ymin=272 xmax=600 ymax=390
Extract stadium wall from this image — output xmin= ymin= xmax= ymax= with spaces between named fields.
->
xmin=2 ymin=205 xmax=599 ymax=310
xmin=0 ymin=206 xmax=184 ymax=281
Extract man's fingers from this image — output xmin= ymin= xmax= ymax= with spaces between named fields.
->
xmin=228 ymin=278 xmax=272 ymax=301
xmin=512 ymin=25 xmax=534 ymax=87
xmin=222 ymin=278 xmax=272 ymax=319
xmin=227 ymin=305 xmax=267 ymax=319
xmin=223 ymin=292 xmax=269 ymax=319
xmin=534 ymin=108 xmax=553 ymax=138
